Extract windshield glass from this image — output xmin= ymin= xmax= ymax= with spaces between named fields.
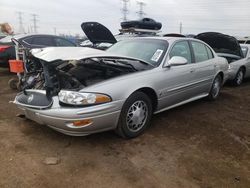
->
xmin=107 ymin=39 xmax=168 ymax=66
xmin=241 ymin=46 xmax=248 ymax=57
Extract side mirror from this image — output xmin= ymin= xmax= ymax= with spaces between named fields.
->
xmin=167 ymin=56 xmax=188 ymax=67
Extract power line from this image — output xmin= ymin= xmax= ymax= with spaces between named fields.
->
xmin=121 ymin=0 xmax=130 ymax=21
xmin=136 ymin=1 xmax=146 ymax=19
xmin=31 ymin=14 xmax=39 ymax=33
xmin=17 ymin=11 xmax=25 ymax=33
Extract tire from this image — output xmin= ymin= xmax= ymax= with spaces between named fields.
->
xmin=233 ymin=68 xmax=244 ymax=86
xmin=8 ymin=78 xmax=18 ymax=90
xmin=208 ymin=75 xmax=222 ymax=101
xmin=115 ymin=92 xmax=153 ymax=138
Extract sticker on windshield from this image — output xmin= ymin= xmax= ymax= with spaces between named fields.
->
xmin=151 ymin=49 xmax=163 ymax=62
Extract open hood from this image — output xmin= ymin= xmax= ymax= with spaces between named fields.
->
xmin=81 ymin=22 xmax=117 ymax=45
xmin=195 ymin=32 xmax=244 ymax=58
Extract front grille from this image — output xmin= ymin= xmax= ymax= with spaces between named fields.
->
xmin=16 ymin=90 xmax=53 ymax=109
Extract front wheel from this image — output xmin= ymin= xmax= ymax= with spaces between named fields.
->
xmin=115 ymin=92 xmax=152 ymax=138
xmin=208 ymin=75 xmax=222 ymax=101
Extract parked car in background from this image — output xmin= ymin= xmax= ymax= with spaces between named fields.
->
xmin=121 ymin=18 xmax=162 ymax=30
xmin=196 ymin=32 xmax=250 ymax=86
xmin=14 ymin=37 xmax=229 ymax=138
xmin=237 ymin=36 xmax=250 ymax=44
xmin=0 ymin=34 xmax=7 ymax=39
xmin=0 ymin=34 xmax=77 ymax=67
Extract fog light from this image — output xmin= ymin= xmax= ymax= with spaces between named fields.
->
xmin=73 ymin=119 xmax=93 ymax=127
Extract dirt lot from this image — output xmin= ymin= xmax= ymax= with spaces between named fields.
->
xmin=0 ymin=68 xmax=249 ymax=188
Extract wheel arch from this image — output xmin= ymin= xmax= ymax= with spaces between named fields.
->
xmin=239 ymin=66 xmax=246 ymax=75
xmin=217 ymin=71 xmax=224 ymax=81
xmin=133 ymin=87 xmax=158 ymax=112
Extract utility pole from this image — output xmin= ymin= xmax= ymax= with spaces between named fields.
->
xmin=136 ymin=1 xmax=146 ymax=19
xmin=31 ymin=14 xmax=38 ymax=33
xmin=54 ymin=27 xmax=57 ymax=35
xmin=179 ymin=22 xmax=183 ymax=34
xmin=121 ymin=0 xmax=129 ymax=21
xmin=17 ymin=11 xmax=25 ymax=33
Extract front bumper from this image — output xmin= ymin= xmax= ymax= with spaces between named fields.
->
xmin=15 ymin=97 xmax=124 ymax=136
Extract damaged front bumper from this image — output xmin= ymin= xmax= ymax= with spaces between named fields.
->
xmin=13 ymin=90 xmax=123 ymax=136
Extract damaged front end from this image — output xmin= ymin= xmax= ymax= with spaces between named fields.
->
xmin=14 ymin=47 xmax=151 ymax=108
xmin=12 ymin=47 xmax=154 ymax=135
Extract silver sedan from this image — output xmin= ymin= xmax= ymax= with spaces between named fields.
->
xmin=221 ymin=44 xmax=250 ymax=86
xmin=14 ymin=37 xmax=229 ymax=138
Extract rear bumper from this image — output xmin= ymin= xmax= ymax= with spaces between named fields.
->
xmin=15 ymin=97 xmax=124 ymax=136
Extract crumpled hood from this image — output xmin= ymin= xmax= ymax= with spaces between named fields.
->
xmin=30 ymin=47 xmax=106 ymax=62
xmin=195 ymin=32 xmax=244 ymax=58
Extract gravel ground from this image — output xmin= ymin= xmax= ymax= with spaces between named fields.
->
xmin=0 ymin=68 xmax=249 ymax=188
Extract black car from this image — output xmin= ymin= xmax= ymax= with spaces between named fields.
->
xmin=121 ymin=18 xmax=162 ymax=30
xmin=0 ymin=34 xmax=77 ymax=67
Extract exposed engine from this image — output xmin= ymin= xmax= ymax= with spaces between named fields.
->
xmin=22 ymin=57 xmax=141 ymax=96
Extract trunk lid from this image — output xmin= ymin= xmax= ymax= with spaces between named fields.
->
xmin=195 ymin=32 xmax=244 ymax=58
xmin=81 ymin=22 xmax=117 ymax=45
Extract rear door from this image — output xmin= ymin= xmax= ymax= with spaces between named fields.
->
xmin=189 ymin=41 xmax=216 ymax=95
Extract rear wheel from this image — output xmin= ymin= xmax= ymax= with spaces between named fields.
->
xmin=233 ymin=68 xmax=244 ymax=86
xmin=115 ymin=92 xmax=152 ymax=138
xmin=208 ymin=75 xmax=222 ymax=101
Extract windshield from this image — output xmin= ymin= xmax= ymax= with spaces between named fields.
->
xmin=241 ymin=46 xmax=248 ymax=57
xmin=107 ymin=39 xmax=168 ymax=66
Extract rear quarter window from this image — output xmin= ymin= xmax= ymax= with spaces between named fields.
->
xmin=205 ymin=46 xmax=214 ymax=59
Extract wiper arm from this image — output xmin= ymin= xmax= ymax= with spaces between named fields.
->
xmin=101 ymin=58 xmax=138 ymax=71
xmin=115 ymin=59 xmax=138 ymax=71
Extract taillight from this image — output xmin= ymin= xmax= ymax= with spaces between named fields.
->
xmin=0 ymin=46 xmax=10 ymax=52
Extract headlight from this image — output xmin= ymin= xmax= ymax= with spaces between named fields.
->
xmin=58 ymin=90 xmax=111 ymax=106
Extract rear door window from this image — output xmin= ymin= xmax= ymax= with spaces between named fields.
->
xmin=191 ymin=41 xmax=209 ymax=63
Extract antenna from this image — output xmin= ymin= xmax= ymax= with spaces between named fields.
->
xmin=121 ymin=0 xmax=130 ymax=21
xmin=31 ymin=14 xmax=39 ymax=33
xmin=136 ymin=1 xmax=146 ymax=19
xmin=17 ymin=11 xmax=25 ymax=33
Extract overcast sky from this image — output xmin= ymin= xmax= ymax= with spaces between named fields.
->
xmin=0 ymin=0 xmax=250 ymax=37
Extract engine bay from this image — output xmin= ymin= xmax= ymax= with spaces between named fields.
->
xmin=22 ymin=56 xmax=149 ymax=96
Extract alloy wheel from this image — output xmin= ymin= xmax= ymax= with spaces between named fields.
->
xmin=126 ymin=100 xmax=148 ymax=132
xmin=211 ymin=77 xmax=221 ymax=98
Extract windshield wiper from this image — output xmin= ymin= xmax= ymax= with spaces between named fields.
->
xmin=101 ymin=58 xmax=138 ymax=71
